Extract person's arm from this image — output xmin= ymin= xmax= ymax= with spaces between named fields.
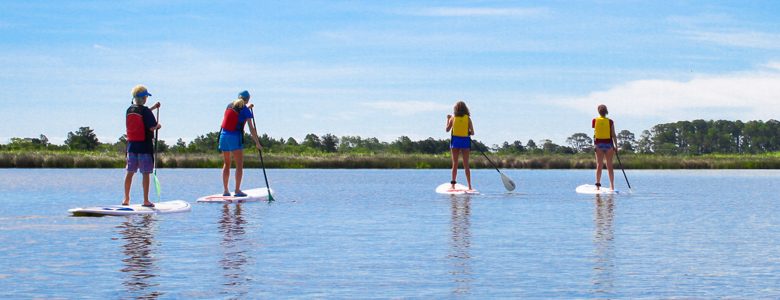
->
xmin=145 ymin=106 xmax=161 ymax=132
xmin=611 ymin=121 xmax=618 ymax=151
xmin=245 ymin=106 xmax=262 ymax=150
xmin=445 ymin=115 xmax=453 ymax=132
xmin=468 ymin=118 xmax=474 ymax=136
xmin=247 ymin=119 xmax=262 ymax=150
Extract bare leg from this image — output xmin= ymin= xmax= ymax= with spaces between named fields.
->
xmin=595 ymin=149 xmax=605 ymax=190
xmin=605 ymin=148 xmax=615 ymax=190
xmin=222 ymin=152 xmax=232 ymax=195
xmin=142 ymin=173 xmax=152 ymax=205
xmin=234 ymin=150 xmax=244 ymax=194
xmin=462 ymin=149 xmax=472 ymax=190
xmin=451 ymin=148 xmax=460 ymax=188
xmin=123 ymin=172 xmax=133 ymax=205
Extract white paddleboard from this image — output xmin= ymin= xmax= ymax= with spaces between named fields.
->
xmin=196 ymin=187 xmax=274 ymax=203
xmin=69 ymin=200 xmax=191 ymax=216
xmin=575 ymin=184 xmax=620 ymax=195
xmin=435 ymin=183 xmax=478 ymax=195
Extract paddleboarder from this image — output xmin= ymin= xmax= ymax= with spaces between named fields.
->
xmin=123 ymin=85 xmax=160 ymax=207
xmin=219 ymin=90 xmax=262 ymax=197
xmin=446 ymin=101 xmax=475 ymax=191
xmin=593 ymin=104 xmax=617 ymax=191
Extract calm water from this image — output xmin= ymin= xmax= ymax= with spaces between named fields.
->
xmin=1 ymin=168 xmax=779 ymax=298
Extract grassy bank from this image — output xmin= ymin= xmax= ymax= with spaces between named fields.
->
xmin=4 ymin=151 xmax=780 ymax=169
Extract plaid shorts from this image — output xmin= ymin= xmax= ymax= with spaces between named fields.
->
xmin=126 ymin=153 xmax=154 ymax=174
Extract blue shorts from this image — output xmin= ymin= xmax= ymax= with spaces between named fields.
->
xmin=450 ymin=136 xmax=471 ymax=149
xmin=595 ymin=143 xmax=613 ymax=151
xmin=219 ymin=132 xmax=243 ymax=152
xmin=126 ymin=153 xmax=154 ymax=174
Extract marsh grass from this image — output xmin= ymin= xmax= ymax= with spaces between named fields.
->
xmin=3 ymin=151 xmax=780 ymax=169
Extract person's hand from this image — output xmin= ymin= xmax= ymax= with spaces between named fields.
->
xmin=248 ymin=103 xmax=255 ymax=109
xmin=447 ymin=114 xmax=452 ymax=120
xmin=151 ymin=102 xmax=161 ymax=110
xmin=156 ymin=123 xmax=162 ymax=130
xmin=255 ymin=142 xmax=263 ymax=150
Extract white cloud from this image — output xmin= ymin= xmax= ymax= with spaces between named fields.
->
xmin=92 ymin=44 xmax=110 ymax=51
xmin=409 ymin=7 xmax=548 ymax=17
xmin=361 ymin=101 xmax=451 ymax=116
xmin=556 ymin=65 xmax=780 ymax=122
xmin=683 ymin=30 xmax=780 ymax=49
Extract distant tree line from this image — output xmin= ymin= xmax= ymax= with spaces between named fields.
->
xmin=2 ymin=119 xmax=780 ymax=155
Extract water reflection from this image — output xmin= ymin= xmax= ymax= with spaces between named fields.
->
xmin=448 ymin=196 xmax=473 ymax=296
xmin=218 ymin=204 xmax=251 ymax=297
xmin=117 ymin=215 xmax=162 ymax=299
xmin=591 ymin=194 xmax=615 ymax=297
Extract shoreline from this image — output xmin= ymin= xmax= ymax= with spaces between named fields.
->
xmin=3 ymin=151 xmax=780 ymax=169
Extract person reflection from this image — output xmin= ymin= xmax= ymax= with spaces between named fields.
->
xmin=448 ymin=195 xmax=473 ymax=296
xmin=117 ymin=214 xmax=161 ymax=299
xmin=591 ymin=194 xmax=615 ymax=297
xmin=219 ymin=203 xmax=251 ymax=297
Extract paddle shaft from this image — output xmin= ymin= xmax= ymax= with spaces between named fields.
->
xmin=249 ymin=108 xmax=273 ymax=200
xmin=614 ymin=147 xmax=631 ymax=189
xmin=478 ymin=149 xmax=501 ymax=173
xmin=153 ymin=107 xmax=159 ymax=169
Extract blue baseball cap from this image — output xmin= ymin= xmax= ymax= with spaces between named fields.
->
xmin=131 ymin=85 xmax=152 ymax=98
xmin=238 ymin=90 xmax=250 ymax=99
xmin=136 ymin=90 xmax=152 ymax=97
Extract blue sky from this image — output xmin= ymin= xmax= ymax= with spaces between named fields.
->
xmin=1 ymin=1 xmax=779 ymax=146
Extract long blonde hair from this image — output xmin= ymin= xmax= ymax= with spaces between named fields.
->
xmin=232 ymin=99 xmax=246 ymax=109
xmin=453 ymin=101 xmax=470 ymax=117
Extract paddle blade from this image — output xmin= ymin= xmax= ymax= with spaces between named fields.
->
xmin=500 ymin=172 xmax=516 ymax=191
xmin=153 ymin=173 xmax=161 ymax=201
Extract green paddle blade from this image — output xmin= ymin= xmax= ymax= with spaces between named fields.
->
xmin=153 ymin=172 xmax=161 ymax=201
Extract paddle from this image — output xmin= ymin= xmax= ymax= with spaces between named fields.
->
xmin=152 ymin=106 xmax=161 ymax=201
xmin=477 ymin=149 xmax=516 ymax=191
xmin=249 ymin=108 xmax=274 ymax=201
xmin=614 ymin=144 xmax=632 ymax=193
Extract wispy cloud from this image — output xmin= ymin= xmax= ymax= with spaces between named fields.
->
xmin=404 ymin=7 xmax=548 ymax=17
xmin=92 ymin=44 xmax=110 ymax=51
xmin=683 ymin=30 xmax=780 ymax=49
xmin=555 ymin=64 xmax=780 ymax=122
xmin=361 ymin=101 xmax=450 ymax=116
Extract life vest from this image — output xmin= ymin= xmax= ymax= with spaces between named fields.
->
xmin=452 ymin=115 xmax=470 ymax=137
xmin=126 ymin=105 xmax=146 ymax=142
xmin=593 ymin=116 xmax=612 ymax=140
xmin=221 ymin=104 xmax=244 ymax=132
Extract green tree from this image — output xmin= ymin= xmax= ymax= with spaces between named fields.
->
xmin=303 ymin=134 xmax=322 ymax=150
xmin=526 ymin=139 xmax=538 ymax=151
xmin=616 ymin=130 xmax=636 ymax=152
xmin=566 ymin=133 xmax=593 ymax=153
xmin=65 ymin=127 xmax=99 ymax=150
xmin=391 ymin=136 xmax=414 ymax=153
xmin=188 ymin=131 xmax=220 ymax=152
xmin=321 ymin=134 xmax=339 ymax=152
xmin=170 ymin=138 xmax=188 ymax=153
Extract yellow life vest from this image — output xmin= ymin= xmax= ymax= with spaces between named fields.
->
xmin=452 ymin=115 xmax=470 ymax=137
xmin=594 ymin=116 xmax=612 ymax=140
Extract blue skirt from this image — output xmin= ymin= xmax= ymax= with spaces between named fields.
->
xmin=450 ymin=136 xmax=471 ymax=149
xmin=219 ymin=131 xmax=244 ymax=152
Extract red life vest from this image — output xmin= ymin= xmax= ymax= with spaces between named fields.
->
xmin=126 ymin=105 xmax=146 ymax=142
xmin=221 ymin=104 xmax=243 ymax=132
